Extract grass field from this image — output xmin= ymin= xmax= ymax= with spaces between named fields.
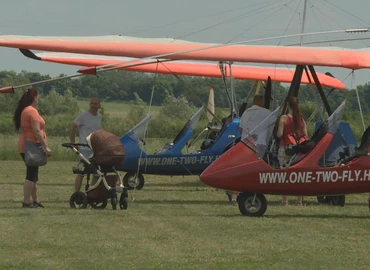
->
xmin=78 ymin=100 xmax=163 ymax=117
xmin=1 ymin=161 xmax=370 ymax=269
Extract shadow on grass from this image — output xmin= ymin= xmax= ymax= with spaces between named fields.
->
xmin=145 ymin=182 xmax=205 ymax=188
xmin=267 ymin=200 xmax=368 ymax=207
xmin=263 ymin=213 xmax=370 ymax=219
xmin=130 ymin=199 xmax=233 ymax=205
xmin=0 ymin=182 xmax=73 ymax=186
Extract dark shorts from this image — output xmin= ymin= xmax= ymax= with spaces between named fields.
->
xmin=20 ymin=153 xmax=39 ymax=182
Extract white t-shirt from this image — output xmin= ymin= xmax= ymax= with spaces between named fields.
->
xmin=239 ymin=105 xmax=271 ymax=144
xmin=74 ymin=111 xmax=102 ymax=146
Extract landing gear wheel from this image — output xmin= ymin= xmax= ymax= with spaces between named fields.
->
xmin=237 ymin=193 xmax=267 ymax=217
xmin=317 ymin=196 xmax=332 ymax=204
xmin=90 ymin=199 xmax=108 ymax=209
xmin=331 ymin=195 xmax=345 ymax=207
xmin=120 ymin=188 xmax=128 ymax=210
xmin=123 ymin=172 xmax=145 ymax=190
xmin=70 ymin=192 xmax=88 ymax=209
xmin=111 ymin=194 xmax=117 ymax=210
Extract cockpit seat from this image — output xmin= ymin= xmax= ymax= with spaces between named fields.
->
xmin=200 ymin=139 xmax=214 ymax=150
xmin=339 ymin=125 xmax=370 ymax=162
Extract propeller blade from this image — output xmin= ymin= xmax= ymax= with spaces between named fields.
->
xmin=207 ymin=85 xmax=215 ymax=124
xmin=264 ymin=76 xmax=272 ymax=109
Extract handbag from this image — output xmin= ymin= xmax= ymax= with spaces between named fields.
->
xmin=22 ymin=125 xmax=48 ymax=167
xmin=24 ymin=141 xmax=47 ymax=167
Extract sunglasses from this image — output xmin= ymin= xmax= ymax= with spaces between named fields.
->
xmin=90 ymin=103 xmax=99 ymax=105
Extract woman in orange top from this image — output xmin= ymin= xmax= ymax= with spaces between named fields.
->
xmin=277 ymin=97 xmax=308 ymax=206
xmin=13 ymin=88 xmax=52 ymax=208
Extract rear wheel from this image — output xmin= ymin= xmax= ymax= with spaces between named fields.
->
xmin=331 ymin=195 xmax=345 ymax=207
xmin=237 ymin=193 xmax=267 ymax=217
xmin=123 ymin=172 xmax=145 ymax=190
xmin=317 ymin=196 xmax=332 ymax=204
xmin=70 ymin=192 xmax=88 ymax=209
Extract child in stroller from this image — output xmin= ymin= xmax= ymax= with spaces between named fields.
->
xmin=62 ymin=129 xmax=128 ymax=210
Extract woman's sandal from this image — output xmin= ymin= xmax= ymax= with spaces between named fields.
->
xmin=295 ymin=202 xmax=303 ymax=206
xmin=281 ymin=201 xmax=289 ymax=206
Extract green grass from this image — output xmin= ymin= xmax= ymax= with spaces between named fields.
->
xmin=78 ymin=100 xmax=162 ymax=117
xmin=1 ymin=161 xmax=370 ymax=269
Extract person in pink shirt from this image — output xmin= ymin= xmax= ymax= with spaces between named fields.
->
xmin=13 ymin=88 xmax=52 ymax=208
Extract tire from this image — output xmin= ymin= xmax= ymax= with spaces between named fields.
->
xmin=237 ymin=192 xmax=267 ymax=217
xmin=123 ymin=172 xmax=145 ymax=190
xmin=111 ymin=194 xmax=117 ymax=210
xmin=331 ymin=195 xmax=345 ymax=207
xmin=317 ymin=196 xmax=332 ymax=204
xmin=70 ymin=191 xmax=88 ymax=209
xmin=120 ymin=192 xmax=128 ymax=210
xmin=90 ymin=199 xmax=108 ymax=209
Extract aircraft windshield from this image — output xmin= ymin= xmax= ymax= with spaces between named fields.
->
xmin=127 ymin=113 xmax=154 ymax=142
xmin=327 ymin=100 xmax=346 ymax=135
xmin=187 ymin=106 xmax=204 ymax=130
xmin=241 ymin=107 xmax=280 ymax=158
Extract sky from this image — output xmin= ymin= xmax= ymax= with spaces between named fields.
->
xmin=0 ymin=0 xmax=369 ymax=88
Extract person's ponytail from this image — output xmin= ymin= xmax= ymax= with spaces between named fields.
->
xmin=288 ymin=97 xmax=302 ymax=132
xmin=13 ymin=88 xmax=38 ymax=131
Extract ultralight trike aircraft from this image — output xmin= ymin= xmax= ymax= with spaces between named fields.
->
xmin=0 ymin=32 xmax=369 ymax=213
xmin=0 ymin=38 xmax=346 ymax=190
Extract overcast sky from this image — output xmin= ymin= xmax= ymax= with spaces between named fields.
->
xmin=0 ymin=0 xmax=369 ymax=88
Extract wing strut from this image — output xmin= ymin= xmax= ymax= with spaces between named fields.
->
xmin=308 ymin=65 xmax=333 ymax=116
xmin=282 ymin=65 xmax=304 ymax=114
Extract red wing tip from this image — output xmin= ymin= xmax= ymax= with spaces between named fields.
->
xmin=0 ymin=86 xmax=14 ymax=93
xmin=78 ymin=66 xmax=97 ymax=75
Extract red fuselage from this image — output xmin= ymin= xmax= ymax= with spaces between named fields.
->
xmin=200 ymin=133 xmax=370 ymax=196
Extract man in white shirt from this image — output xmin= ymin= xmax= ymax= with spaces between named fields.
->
xmin=225 ymin=95 xmax=271 ymax=205
xmin=239 ymin=94 xmax=271 ymax=148
xmin=69 ymin=97 xmax=102 ymax=192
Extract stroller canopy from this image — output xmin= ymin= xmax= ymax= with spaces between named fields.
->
xmin=87 ymin=129 xmax=126 ymax=167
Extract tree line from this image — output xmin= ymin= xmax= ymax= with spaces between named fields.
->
xmin=0 ymin=69 xmax=369 ymax=139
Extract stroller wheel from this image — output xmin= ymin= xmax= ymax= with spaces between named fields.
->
xmin=120 ymin=192 xmax=128 ymax=210
xmin=70 ymin=192 xmax=88 ymax=209
xmin=111 ymin=194 xmax=117 ymax=210
xmin=123 ymin=172 xmax=145 ymax=190
xmin=90 ymin=199 xmax=108 ymax=210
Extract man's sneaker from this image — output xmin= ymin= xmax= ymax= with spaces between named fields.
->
xmin=33 ymin=202 xmax=45 ymax=208
xmin=22 ymin=202 xmax=38 ymax=208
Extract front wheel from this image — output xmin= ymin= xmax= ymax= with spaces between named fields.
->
xmin=123 ymin=172 xmax=145 ymax=190
xmin=90 ymin=199 xmax=108 ymax=209
xmin=120 ymin=189 xmax=128 ymax=210
xmin=111 ymin=194 xmax=117 ymax=210
xmin=237 ymin=193 xmax=267 ymax=217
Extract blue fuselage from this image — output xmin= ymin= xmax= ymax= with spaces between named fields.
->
xmin=116 ymin=118 xmax=241 ymax=175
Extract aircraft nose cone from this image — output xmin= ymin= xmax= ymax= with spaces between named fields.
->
xmin=200 ymin=141 xmax=257 ymax=190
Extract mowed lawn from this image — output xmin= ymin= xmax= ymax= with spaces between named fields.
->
xmin=1 ymin=161 xmax=370 ymax=269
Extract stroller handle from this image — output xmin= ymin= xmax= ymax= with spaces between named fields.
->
xmin=62 ymin=142 xmax=89 ymax=148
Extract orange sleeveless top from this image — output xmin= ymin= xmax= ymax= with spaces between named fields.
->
xmin=280 ymin=114 xmax=307 ymax=146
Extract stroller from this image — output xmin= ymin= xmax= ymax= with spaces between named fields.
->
xmin=62 ymin=129 xmax=128 ymax=210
